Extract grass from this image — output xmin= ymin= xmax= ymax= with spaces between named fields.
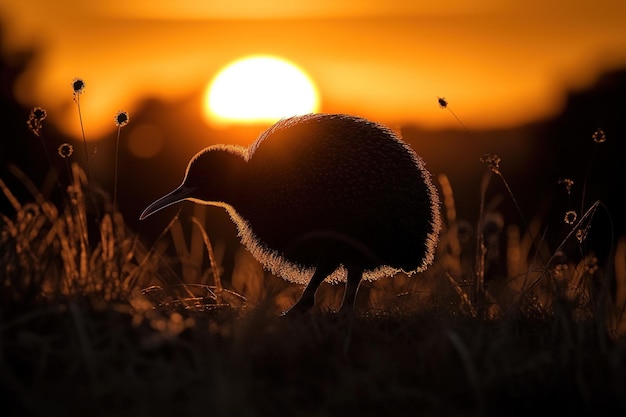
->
xmin=1 ymin=86 xmax=626 ymax=416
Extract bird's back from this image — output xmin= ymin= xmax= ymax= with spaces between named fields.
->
xmin=234 ymin=114 xmax=440 ymax=275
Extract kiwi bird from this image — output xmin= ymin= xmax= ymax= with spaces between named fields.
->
xmin=140 ymin=113 xmax=441 ymax=315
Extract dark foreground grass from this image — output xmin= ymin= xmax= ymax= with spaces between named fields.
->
xmin=2 ymin=298 xmax=626 ymax=417
xmin=2 ymin=178 xmax=623 ymax=417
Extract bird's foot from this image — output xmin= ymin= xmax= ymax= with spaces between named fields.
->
xmin=280 ymin=297 xmax=316 ymax=318
xmin=280 ymin=304 xmax=308 ymax=318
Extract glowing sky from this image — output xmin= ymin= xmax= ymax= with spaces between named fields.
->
xmin=1 ymin=0 xmax=625 ymax=139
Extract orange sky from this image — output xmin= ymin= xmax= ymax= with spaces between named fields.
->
xmin=1 ymin=0 xmax=626 ymax=140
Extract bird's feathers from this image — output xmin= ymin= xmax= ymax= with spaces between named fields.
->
xmin=142 ymin=113 xmax=441 ymax=284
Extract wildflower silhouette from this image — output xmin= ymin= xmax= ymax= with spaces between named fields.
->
xmin=114 ymin=110 xmax=129 ymax=127
xmin=113 ymin=110 xmax=129 ymax=212
xmin=27 ymin=107 xmax=47 ymax=137
xmin=564 ymin=210 xmax=577 ymax=225
xmin=32 ymin=107 xmax=47 ymax=120
xmin=576 ymin=227 xmax=589 ymax=243
xmin=480 ymin=153 xmax=501 ymax=175
xmin=558 ymin=178 xmax=574 ymax=195
xmin=72 ymin=78 xmax=85 ymax=96
xmin=58 ymin=142 xmax=74 ymax=184
xmin=26 ymin=106 xmax=66 ymax=193
xmin=437 ymin=96 xmax=469 ymax=131
xmin=57 ymin=143 xmax=74 ymax=159
xmin=70 ymin=77 xmax=102 ymax=223
xmin=71 ymin=77 xmax=93 ymax=184
xmin=592 ymin=128 xmax=606 ymax=143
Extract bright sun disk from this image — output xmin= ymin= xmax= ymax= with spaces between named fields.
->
xmin=204 ymin=55 xmax=319 ymax=126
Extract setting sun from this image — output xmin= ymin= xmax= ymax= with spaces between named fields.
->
xmin=204 ymin=55 xmax=319 ymax=126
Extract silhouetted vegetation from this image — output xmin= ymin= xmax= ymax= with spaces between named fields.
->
xmin=1 ymin=71 xmax=626 ymax=416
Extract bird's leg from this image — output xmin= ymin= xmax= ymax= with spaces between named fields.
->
xmin=283 ymin=263 xmax=337 ymax=316
xmin=338 ymin=266 xmax=363 ymax=315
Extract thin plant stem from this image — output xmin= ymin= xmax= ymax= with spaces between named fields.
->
xmin=39 ymin=136 xmax=63 ymax=192
xmin=75 ymin=94 xmax=94 ymax=184
xmin=580 ymin=142 xmax=598 ymax=219
xmin=446 ymin=107 xmax=470 ymax=132
xmin=475 ymin=172 xmax=490 ymax=306
xmin=113 ymin=126 xmax=121 ymax=212
xmin=73 ymin=92 xmax=102 ymax=225
xmin=440 ymin=98 xmax=488 ymax=306
xmin=495 ymin=171 xmax=546 ymax=268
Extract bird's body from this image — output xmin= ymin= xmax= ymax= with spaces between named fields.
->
xmin=141 ymin=114 xmax=441 ymax=314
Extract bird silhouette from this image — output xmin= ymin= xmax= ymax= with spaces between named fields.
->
xmin=140 ymin=113 xmax=441 ymax=315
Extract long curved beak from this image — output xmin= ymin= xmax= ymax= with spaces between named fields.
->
xmin=139 ymin=185 xmax=197 ymax=220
